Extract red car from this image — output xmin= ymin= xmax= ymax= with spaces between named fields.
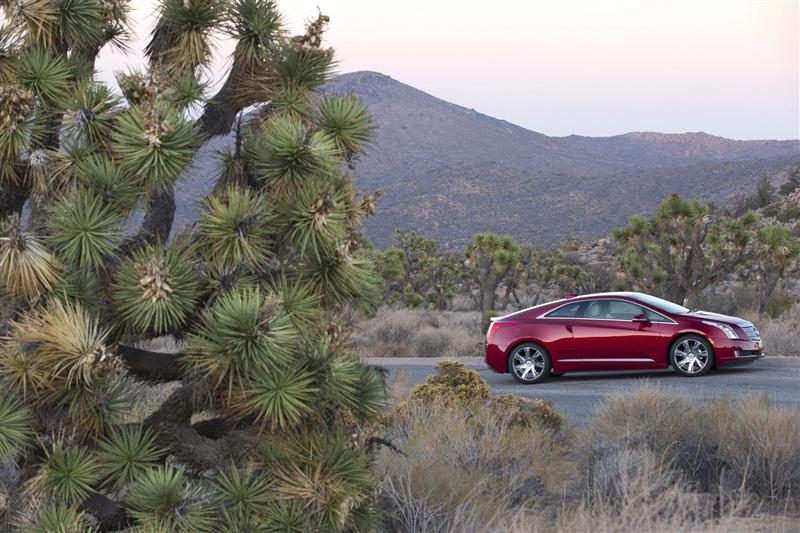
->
xmin=485 ymin=292 xmax=763 ymax=384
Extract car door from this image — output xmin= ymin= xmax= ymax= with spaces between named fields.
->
xmin=570 ymin=299 xmax=663 ymax=363
xmin=538 ymin=300 xmax=585 ymax=359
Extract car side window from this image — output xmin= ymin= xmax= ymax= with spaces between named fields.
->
xmin=545 ymin=302 xmax=584 ymax=318
xmin=585 ymin=299 xmax=647 ymax=320
xmin=645 ymin=308 xmax=671 ymax=323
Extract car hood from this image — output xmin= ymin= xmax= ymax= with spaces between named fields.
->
xmin=681 ymin=310 xmax=751 ymax=326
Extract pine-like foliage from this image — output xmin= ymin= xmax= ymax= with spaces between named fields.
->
xmin=0 ymin=2 xmax=384 ymax=531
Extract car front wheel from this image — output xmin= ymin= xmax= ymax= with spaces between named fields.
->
xmin=670 ymin=335 xmax=714 ymax=377
xmin=508 ymin=342 xmax=551 ymax=384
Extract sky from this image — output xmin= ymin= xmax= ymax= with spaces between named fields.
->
xmin=96 ymin=0 xmax=800 ymax=140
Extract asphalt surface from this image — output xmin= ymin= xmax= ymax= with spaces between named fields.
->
xmin=367 ymin=357 xmax=800 ymax=425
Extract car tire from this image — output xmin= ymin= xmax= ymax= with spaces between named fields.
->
xmin=670 ymin=334 xmax=714 ymax=377
xmin=507 ymin=342 xmax=551 ymax=384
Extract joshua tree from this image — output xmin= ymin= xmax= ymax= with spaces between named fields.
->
xmin=0 ymin=1 xmax=385 ymax=531
xmin=749 ymin=225 xmax=800 ymax=315
xmin=611 ymin=194 xmax=757 ymax=307
xmin=463 ymin=232 xmax=522 ymax=315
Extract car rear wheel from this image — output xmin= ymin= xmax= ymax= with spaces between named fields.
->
xmin=508 ymin=342 xmax=551 ymax=384
xmin=670 ymin=335 xmax=714 ymax=377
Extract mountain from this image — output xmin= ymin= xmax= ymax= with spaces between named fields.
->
xmin=173 ymin=71 xmax=800 ymax=248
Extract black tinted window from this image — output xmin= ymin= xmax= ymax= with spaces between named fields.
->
xmin=546 ymin=302 xmax=583 ymax=318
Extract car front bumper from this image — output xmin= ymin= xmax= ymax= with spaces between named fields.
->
xmin=712 ymin=337 xmax=764 ymax=366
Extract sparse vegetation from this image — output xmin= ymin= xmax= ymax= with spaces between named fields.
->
xmin=375 ymin=363 xmax=800 ymax=532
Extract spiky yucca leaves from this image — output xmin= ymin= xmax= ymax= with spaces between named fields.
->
xmin=113 ymin=104 xmax=201 ymax=192
xmin=1 ymin=0 xmax=58 ymax=48
xmin=147 ymin=0 xmax=225 ymax=72
xmin=0 ymin=25 xmax=21 ymax=83
xmin=0 ymin=216 xmax=59 ymax=299
xmin=97 ymin=426 xmax=166 ymax=491
xmin=0 ymin=396 xmax=33 ymax=460
xmin=284 ymin=187 xmax=348 ymax=260
xmin=28 ymin=503 xmax=96 ymax=533
xmin=57 ymin=0 xmax=106 ymax=51
xmin=0 ymin=86 xmax=38 ymax=181
xmin=268 ymin=276 xmax=321 ymax=331
xmin=209 ymin=464 xmax=271 ymax=526
xmin=315 ymin=93 xmax=372 ymax=157
xmin=196 ymin=187 xmax=274 ymax=270
xmin=42 ymin=443 xmax=100 ymax=504
xmin=14 ymin=47 xmax=72 ymax=107
xmin=112 ymin=242 xmax=200 ymax=337
xmin=246 ymin=115 xmax=338 ymax=191
xmin=275 ymin=40 xmax=334 ymax=90
xmin=265 ymin=431 xmax=375 ymax=532
xmin=301 ymin=252 xmax=380 ymax=312
xmin=65 ymin=377 xmax=129 ymax=438
xmin=63 ymin=83 xmax=121 ymax=149
xmin=224 ymin=0 xmax=283 ymax=66
xmin=47 ymin=190 xmax=122 ymax=268
xmin=236 ymin=363 xmax=318 ymax=430
xmin=126 ymin=464 xmax=214 ymax=531
xmin=76 ymin=155 xmax=140 ymax=214
xmin=6 ymin=299 xmax=118 ymax=392
xmin=184 ymin=288 xmax=295 ymax=400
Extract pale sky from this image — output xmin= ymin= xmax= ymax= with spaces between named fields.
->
xmin=97 ymin=0 xmax=800 ymax=140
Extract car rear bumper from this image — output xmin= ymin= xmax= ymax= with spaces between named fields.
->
xmin=485 ymin=342 xmax=507 ymax=373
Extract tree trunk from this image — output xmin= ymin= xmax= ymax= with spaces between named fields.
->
xmin=0 ymin=180 xmax=30 ymax=220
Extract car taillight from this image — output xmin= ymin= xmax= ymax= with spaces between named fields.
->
xmin=486 ymin=321 xmax=519 ymax=342
xmin=486 ymin=321 xmax=501 ymax=342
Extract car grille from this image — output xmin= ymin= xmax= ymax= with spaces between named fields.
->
xmin=741 ymin=324 xmax=761 ymax=342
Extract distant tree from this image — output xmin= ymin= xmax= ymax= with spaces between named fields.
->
xmin=463 ymin=233 xmax=522 ymax=313
xmin=421 ymin=253 xmax=463 ymax=310
xmin=393 ymin=229 xmax=437 ymax=291
xmin=749 ymin=225 xmax=800 ymax=314
xmin=779 ymin=165 xmax=800 ymax=196
xmin=611 ymin=194 xmax=758 ymax=306
xmin=375 ymin=246 xmax=406 ymax=296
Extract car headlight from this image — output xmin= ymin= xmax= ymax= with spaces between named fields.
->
xmin=702 ymin=321 xmax=738 ymax=339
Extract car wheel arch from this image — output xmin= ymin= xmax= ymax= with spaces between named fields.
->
xmin=667 ymin=332 xmax=716 ymax=369
xmin=505 ymin=338 xmax=550 ymax=366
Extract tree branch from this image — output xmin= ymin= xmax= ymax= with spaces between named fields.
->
xmin=117 ymin=344 xmax=183 ymax=382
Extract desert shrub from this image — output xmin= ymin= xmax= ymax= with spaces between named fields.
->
xmin=407 ymin=360 xmax=490 ymax=406
xmin=705 ymin=396 xmax=800 ymax=500
xmin=747 ymin=305 xmax=800 ymax=356
xmin=578 ymin=384 xmax=800 ymax=502
xmin=377 ymin=400 xmax=573 ymax=533
xmin=777 ymin=205 xmax=800 ymax=222
xmin=369 ymin=306 xmax=421 ymax=345
xmin=352 ymin=307 xmax=482 ymax=357
xmin=764 ymin=287 xmax=797 ymax=318
xmin=575 ymin=385 xmax=715 ymax=491
xmin=411 ymin=326 xmax=454 ymax=357
xmin=488 ymin=394 xmax=564 ymax=433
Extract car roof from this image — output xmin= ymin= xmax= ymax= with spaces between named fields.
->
xmin=566 ymin=291 xmax=645 ymax=301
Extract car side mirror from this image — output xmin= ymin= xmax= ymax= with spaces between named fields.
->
xmin=631 ymin=314 xmax=651 ymax=324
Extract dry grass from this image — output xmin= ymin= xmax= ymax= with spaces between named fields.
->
xmin=352 ymin=306 xmax=482 ymax=357
xmin=745 ymin=305 xmax=800 ymax=356
xmin=376 ymin=374 xmax=800 ymax=532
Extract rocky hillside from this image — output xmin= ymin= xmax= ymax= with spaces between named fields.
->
xmin=172 ymin=71 xmax=800 ymax=248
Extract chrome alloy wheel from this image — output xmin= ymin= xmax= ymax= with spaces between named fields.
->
xmin=674 ymin=338 xmax=709 ymax=374
xmin=511 ymin=345 xmax=545 ymax=382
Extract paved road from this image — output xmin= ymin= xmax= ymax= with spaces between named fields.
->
xmin=367 ymin=357 xmax=800 ymax=425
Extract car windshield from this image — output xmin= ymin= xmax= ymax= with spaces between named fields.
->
xmin=633 ymin=293 xmax=689 ymax=314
